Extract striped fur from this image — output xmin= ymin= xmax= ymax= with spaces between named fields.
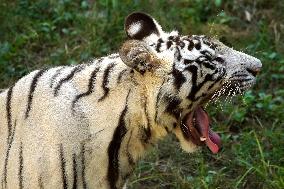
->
xmin=0 ymin=12 xmax=261 ymax=189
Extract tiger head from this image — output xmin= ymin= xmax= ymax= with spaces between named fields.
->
xmin=120 ymin=12 xmax=262 ymax=154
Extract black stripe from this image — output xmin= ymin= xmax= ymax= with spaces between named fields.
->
xmin=186 ymin=65 xmax=198 ymax=100
xmin=230 ymin=78 xmax=252 ymax=82
xmin=164 ymin=95 xmax=181 ymax=119
xmin=195 ymin=58 xmax=205 ymax=64
xmin=208 ymin=80 xmax=218 ymax=91
xmin=184 ymin=59 xmax=194 ymax=65
xmin=200 ymin=50 xmax=212 ymax=60
xmin=196 ymin=74 xmax=214 ymax=91
xmin=173 ymin=36 xmax=180 ymax=43
xmin=175 ymin=47 xmax=181 ymax=61
xmin=38 ymin=175 xmax=44 ymax=189
xmin=194 ymin=40 xmax=201 ymax=50
xmin=154 ymin=79 xmax=166 ymax=122
xmin=3 ymin=120 xmax=17 ymax=188
xmin=117 ymin=69 xmax=128 ymax=84
xmin=168 ymin=36 xmax=174 ymax=40
xmin=172 ymin=64 xmax=186 ymax=91
xmin=144 ymin=99 xmax=150 ymax=128
xmin=98 ymin=63 xmax=116 ymax=101
xmin=107 ymin=91 xmax=130 ymax=189
xmin=72 ymin=154 xmax=77 ymax=189
xmin=192 ymin=35 xmax=200 ymax=40
xmin=165 ymin=126 xmax=170 ymax=133
xmin=25 ymin=69 xmax=47 ymax=119
xmin=141 ymin=126 xmax=151 ymax=145
xmin=166 ymin=41 xmax=172 ymax=49
xmin=50 ymin=67 xmax=66 ymax=88
xmin=140 ymin=88 xmax=154 ymax=144
xmin=6 ymin=85 xmax=14 ymax=143
xmin=107 ymin=107 xmax=127 ymax=189
xmin=232 ymin=74 xmax=249 ymax=78
xmin=187 ymin=39 xmax=194 ymax=51
xmin=19 ymin=142 xmax=23 ymax=189
xmin=2 ymin=86 xmax=14 ymax=188
xmin=54 ymin=65 xmax=84 ymax=96
xmin=208 ymin=70 xmax=223 ymax=91
xmin=211 ymin=43 xmax=217 ymax=50
xmin=202 ymin=61 xmax=216 ymax=70
xmin=177 ymin=41 xmax=185 ymax=48
xmin=194 ymin=92 xmax=207 ymax=101
xmin=81 ymin=143 xmax=87 ymax=189
xmin=214 ymin=56 xmax=225 ymax=63
xmin=156 ymin=38 xmax=163 ymax=52
xmin=202 ymin=38 xmax=211 ymax=46
xmin=59 ymin=144 xmax=68 ymax=189
xmin=72 ymin=67 xmax=100 ymax=110
xmin=195 ymin=57 xmax=216 ymax=70
xmin=126 ymin=130 xmax=134 ymax=166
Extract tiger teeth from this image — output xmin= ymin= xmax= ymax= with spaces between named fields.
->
xmin=200 ymin=137 xmax=206 ymax=141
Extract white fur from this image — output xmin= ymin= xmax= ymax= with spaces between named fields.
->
xmin=128 ymin=22 xmax=142 ymax=37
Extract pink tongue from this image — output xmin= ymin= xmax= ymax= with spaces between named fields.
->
xmin=195 ymin=107 xmax=221 ymax=154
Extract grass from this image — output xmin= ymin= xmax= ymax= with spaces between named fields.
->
xmin=0 ymin=0 xmax=283 ymax=188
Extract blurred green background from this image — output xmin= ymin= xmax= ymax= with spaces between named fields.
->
xmin=0 ymin=0 xmax=283 ymax=188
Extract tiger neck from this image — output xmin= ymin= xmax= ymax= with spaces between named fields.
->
xmin=105 ymin=83 xmax=169 ymax=188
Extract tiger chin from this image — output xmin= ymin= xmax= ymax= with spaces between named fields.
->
xmin=0 ymin=12 xmax=261 ymax=189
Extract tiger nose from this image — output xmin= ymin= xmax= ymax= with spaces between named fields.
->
xmin=246 ymin=58 xmax=262 ymax=77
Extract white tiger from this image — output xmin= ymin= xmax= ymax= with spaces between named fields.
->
xmin=0 ymin=12 xmax=261 ymax=189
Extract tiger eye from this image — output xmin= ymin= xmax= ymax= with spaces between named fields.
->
xmin=214 ymin=56 xmax=225 ymax=63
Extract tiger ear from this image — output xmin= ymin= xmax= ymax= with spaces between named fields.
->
xmin=124 ymin=12 xmax=162 ymax=40
xmin=119 ymin=40 xmax=161 ymax=74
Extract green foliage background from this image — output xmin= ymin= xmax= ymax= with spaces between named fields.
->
xmin=0 ymin=0 xmax=283 ymax=188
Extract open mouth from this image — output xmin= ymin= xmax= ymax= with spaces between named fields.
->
xmin=181 ymin=106 xmax=221 ymax=154
xmin=178 ymin=72 xmax=258 ymax=154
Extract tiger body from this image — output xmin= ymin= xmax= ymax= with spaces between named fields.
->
xmin=0 ymin=12 xmax=261 ymax=189
xmin=0 ymin=56 xmax=163 ymax=188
